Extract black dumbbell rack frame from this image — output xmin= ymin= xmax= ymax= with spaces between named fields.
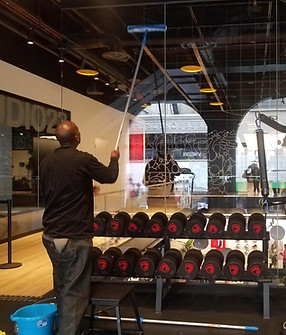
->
xmin=92 ymin=211 xmax=271 ymax=318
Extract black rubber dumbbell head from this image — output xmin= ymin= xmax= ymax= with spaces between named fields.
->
xmin=186 ymin=212 xmax=207 ymax=237
xmin=223 ymin=249 xmax=245 ymax=280
xmin=248 ymin=213 xmax=266 ymax=239
xmin=135 ymin=248 xmax=162 ymax=277
xmin=93 ymin=247 xmax=122 ymax=275
xmin=247 ymin=250 xmax=268 ymax=281
xmin=145 ymin=212 xmax=168 ymax=237
xmin=115 ymin=247 xmax=142 ymax=277
xmin=166 ymin=212 xmax=187 ymax=237
xmin=227 ymin=213 xmax=246 ymax=238
xmin=92 ymin=246 xmax=102 ymax=260
xmin=106 ymin=211 xmax=130 ymax=236
xmin=178 ymin=249 xmax=203 ymax=279
xmin=206 ymin=213 xmax=226 ymax=237
xmin=201 ymin=249 xmax=224 ymax=281
xmin=93 ymin=211 xmax=112 ymax=235
xmin=127 ymin=212 xmax=149 ymax=236
xmin=156 ymin=248 xmax=182 ymax=279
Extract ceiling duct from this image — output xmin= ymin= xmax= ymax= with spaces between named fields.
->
xmin=69 ymin=33 xmax=130 ymax=62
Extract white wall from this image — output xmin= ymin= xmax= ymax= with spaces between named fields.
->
xmin=0 ymin=60 xmax=131 ymax=200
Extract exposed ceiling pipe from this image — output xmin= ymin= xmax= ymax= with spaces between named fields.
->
xmin=191 ymin=42 xmax=225 ymax=113
xmin=0 ymin=0 xmax=61 ymax=40
xmin=61 ymin=0 xmax=231 ymax=10
xmin=0 ymin=0 xmax=132 ymax=89
xmin=65 ymin=32 xmax=131 ymax=62
xmin=62 ymin=4 xmax=148 ymax=76
xmin=188 ymin=6 xmax=231 ymax=110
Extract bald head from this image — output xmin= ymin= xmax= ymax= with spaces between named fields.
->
xmin=55 ymin=121 xmax=81 ymax=147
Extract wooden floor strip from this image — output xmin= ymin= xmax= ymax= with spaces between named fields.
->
xmin=0 ymin=232 xmax=53 ymax=297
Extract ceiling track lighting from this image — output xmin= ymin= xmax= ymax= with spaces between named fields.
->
xmin=181 ymin=65 xmax=202 ymax=73
xmin=76 ymin=60 xmax=99 ymax=76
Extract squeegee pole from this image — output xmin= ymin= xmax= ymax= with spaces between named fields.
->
xmin=114 ymin=30 xmax=147 ymax=150
xmin=94 ymin=315 xmax=258 ymax=332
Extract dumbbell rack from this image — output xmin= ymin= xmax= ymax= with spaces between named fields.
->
xmin=156 ymin=232 xmax=271 ymax=318
xmin=152 ymin=230 xmax=270 ymax=318
xmin=92 ymin=213 xmax=271 ymax=318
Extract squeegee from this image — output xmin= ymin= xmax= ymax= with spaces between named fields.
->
xmin=114 ymin=24 xmax=167 ymax=150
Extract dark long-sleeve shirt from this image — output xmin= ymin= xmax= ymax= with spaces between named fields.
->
xmin=40 ymin=146 xmax=119 ymax=239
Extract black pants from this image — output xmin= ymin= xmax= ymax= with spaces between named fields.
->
xmin=253 ymin=179 xmax=260 ymax=191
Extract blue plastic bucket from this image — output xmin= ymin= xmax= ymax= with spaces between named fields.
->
xmin=10 ymin=303 xmax=57 ymax=335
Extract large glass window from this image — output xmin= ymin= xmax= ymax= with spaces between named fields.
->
xmin=1 ymin=1 xmax=286 ymax=284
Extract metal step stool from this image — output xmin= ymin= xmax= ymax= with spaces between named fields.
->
xmin=86 ymin=282 xmax=143 ymax=335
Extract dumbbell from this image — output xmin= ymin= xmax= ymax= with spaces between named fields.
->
xmin=93 ymin=247 xmax=122 ymax=276
xmin=206 ymin=213 xmax=226 ymax=237
xmin=156 ymin=248 xmax=182 ymax=279
xmin=114 ymin=247 xmax=142 ymax=277
xmin=186 ymin=212 xmax=207 ymax=237
xmin=166 ymin=212 xmax=187 ymax=237
xmin=227 ymin=213 xmax=246 ymax=239
xmin=126 ymin=212 xmax=149 ymax=236
xmin=200 ymin=249 xmax=224 ymax=281
xmin=223 ymin=249 xmax=245 ymax=281
xmin=106 ymin=211 xmax=131 ymax=236
xmin=92 ymin=246 xmax=102 ymax=262
xmin=145 ymin=212 xmax=168 ymax=237
xmin=248 ymin=213 xmax=266 ymax=239
xmin=178 ymin=249 xmax=203 ymax=279
xmin=247 ymin=250 xmax=268 ymax=281
xmin=135 ymin=248 xmax=162 ymax=277
xmin=93 ymin=211 xmax=112 ymax=236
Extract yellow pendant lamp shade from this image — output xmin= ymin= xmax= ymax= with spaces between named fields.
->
xmin=141 ymin=102 xmax=151 ymax=108
xmin=200 ymin=88 xmax=217 ymax=93
xmin=210 ymin=102 xmax=223 ymax=106
xmin=76 ymin=60 xmax=99 ymax=76
xmin=76 ymin=69 xmax=99 ymax=76
xmin=181 ymin=65 xmax=202 ymax=73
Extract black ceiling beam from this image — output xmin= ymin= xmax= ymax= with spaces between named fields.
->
xmin=61 ymin=0 xmax=227 ymax=10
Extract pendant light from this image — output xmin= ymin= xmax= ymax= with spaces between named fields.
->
xmin=76 ymin=60 xmax=99 ymax=76
xmin=141 ymin=102 xmax=151 ymax=108
xmin=200 ymin=88 xmax=217 ymax=93
xmin=181 ymin=65 xmax=202 ymax=73
xmin=210 ymin=102 xmax=224 ymax=106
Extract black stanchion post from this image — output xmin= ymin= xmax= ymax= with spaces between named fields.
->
xmin=0 ymin=199 xmax=22 ymax=269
